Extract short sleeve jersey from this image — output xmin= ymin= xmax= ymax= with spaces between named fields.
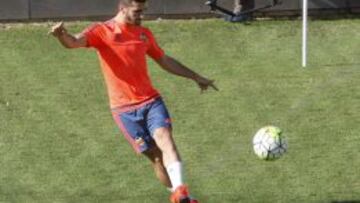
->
xmin=82 ymin=20 xmax=165 ymax=108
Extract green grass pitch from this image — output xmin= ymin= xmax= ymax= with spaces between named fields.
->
xmin=0 ymin=18 xmax=359 ymax=202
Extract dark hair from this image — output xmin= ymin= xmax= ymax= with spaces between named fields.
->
xmin=119 ymin=0 xmax=147 ymax=6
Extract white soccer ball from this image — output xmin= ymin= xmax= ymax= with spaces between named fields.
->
xmin=252 ymin=126 xmax=287 ymax=160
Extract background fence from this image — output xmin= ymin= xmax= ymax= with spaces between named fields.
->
xmin=1 ymin=0 xmax=360 ymax=21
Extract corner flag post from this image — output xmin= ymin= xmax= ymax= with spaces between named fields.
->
xmin=302 ymin=0 xmax=308 ymax=67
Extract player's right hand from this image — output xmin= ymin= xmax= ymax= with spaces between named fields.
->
xmin=48 ymin=22 xmax=66 ymax=37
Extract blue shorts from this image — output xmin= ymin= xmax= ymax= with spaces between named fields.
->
xmin=111 ymin=97 xmax=172 ymax=154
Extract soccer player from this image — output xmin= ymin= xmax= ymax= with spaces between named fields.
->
xmin=49 ymin=0 xmax=218 ymax=202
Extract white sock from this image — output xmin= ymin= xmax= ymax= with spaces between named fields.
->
xmin=166 ymin=161 xmax=184 ymax=191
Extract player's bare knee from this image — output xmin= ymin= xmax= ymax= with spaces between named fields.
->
xmin=153 ymin=128 xmax=173 ymax=146
xmin=153 ymin=156 xmax=162 ymax=165
xmin=152 ymin=148 xmax=163 ymax=164
xmin=144 ymin=146 xmax=162 ymax=163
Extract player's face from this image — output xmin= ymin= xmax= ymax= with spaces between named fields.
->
xmin=121 ymin=2 xmax=146 ymax=25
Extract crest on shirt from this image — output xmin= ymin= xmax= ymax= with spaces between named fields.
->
xmin=140 ymin=32 xmax=148 ymax=42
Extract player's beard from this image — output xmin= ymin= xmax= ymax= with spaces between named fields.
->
xmin=126 ymin=15 xmax=142 ymax=25
xmin=126 ymin=11 xmax=142 ymax=25
xmin=134 ymin=17 xmax=142 ymax=25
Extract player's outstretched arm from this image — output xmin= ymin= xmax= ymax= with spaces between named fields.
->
xmin=48 ymin=22 xmax=87 ymax=49
xmin=156 ymin=55 xmax=219 ymax=92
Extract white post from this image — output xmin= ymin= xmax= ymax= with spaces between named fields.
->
xmin=302 ymin=0 xmax=308 ymax=67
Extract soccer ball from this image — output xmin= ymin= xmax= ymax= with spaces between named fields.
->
xmin=252 ymin=126 xmax=287 ymax=160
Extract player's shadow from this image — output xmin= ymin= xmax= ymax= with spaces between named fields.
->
xmin=331 ymin=201 xmax=360 ymax=203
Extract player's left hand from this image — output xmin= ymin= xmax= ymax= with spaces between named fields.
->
xmin=194 ymin=76 xmax=219 ymax=93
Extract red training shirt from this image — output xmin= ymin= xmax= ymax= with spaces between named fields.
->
xmin=82 ymin=20 xmax=165 ymax=109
